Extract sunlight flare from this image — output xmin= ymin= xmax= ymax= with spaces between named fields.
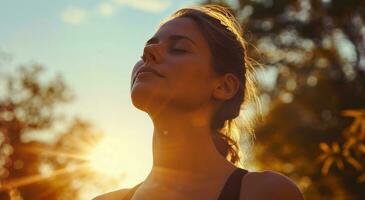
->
xmin=86 ymin=135 xmax=132 ymax=178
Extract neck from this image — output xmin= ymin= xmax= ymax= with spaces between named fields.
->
xmin=146 ymin=108 xmax=236 ymax=183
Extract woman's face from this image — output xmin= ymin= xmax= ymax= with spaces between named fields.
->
xmin=131 ymin=17 xmax=218 ymax=115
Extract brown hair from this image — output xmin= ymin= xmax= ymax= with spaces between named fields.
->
xmin=160 ymin=4 xmax=259 ymax=166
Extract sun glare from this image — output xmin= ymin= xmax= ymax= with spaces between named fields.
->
xmin=86 ymin=135 xmax=133 ymax=178
xmin=1 ymin=133 xmax=150 ymax=199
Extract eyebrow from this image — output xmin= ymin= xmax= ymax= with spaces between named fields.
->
xmin=145 ymin=34 xmax=196 ymax=46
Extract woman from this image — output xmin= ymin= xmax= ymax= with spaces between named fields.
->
xmin=94 ymin=4 xmax=303 ymax=200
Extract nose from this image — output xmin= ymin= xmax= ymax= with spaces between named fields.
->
xmin=142 ymin=43 xmax=163 ymax=64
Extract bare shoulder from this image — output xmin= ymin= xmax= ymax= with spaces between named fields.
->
xmin=92 ymin=188 xmax=130 ymax=200
xmin=241 ymin=170 xmax=304 ymax=200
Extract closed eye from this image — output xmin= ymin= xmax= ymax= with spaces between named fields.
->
xmin=170 ymin=49 xmax=187 ymax=53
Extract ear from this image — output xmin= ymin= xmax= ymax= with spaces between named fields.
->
xmin=212 ymin=73 xmax=240 ymax=101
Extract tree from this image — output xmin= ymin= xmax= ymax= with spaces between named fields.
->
xmin=0 ymin=65 xmax=113 ymax=199
xmin=0 ymin=64 xmax=73 ymax=199
xmin=203 ymin=0 xmax=365 ymax=199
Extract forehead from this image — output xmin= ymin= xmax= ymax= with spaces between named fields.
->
xmin=154 ymin=17 xmax=207 ymax=46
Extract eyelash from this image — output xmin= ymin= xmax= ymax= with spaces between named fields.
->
xmin=170 ymin=48 xmax=187 ymax=53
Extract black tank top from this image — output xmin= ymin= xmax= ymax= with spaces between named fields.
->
xmin=122 ymin=168 xmax=248 ymax=200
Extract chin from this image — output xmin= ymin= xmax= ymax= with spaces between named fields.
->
xmin=130 ymin=82 xmax=165 ymax=114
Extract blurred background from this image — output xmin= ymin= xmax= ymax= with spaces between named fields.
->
xmin=0 ymin=0 xmax=364 ymax=199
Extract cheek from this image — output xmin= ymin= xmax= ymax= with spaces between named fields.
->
xmin=167 ymin=58 xmax=214 ymax=100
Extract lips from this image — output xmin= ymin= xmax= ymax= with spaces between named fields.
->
xmin=133 ymin=66 xmax=163 ymax=84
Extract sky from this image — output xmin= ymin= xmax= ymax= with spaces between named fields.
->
xmin=0 ymin=0 xmax=213 ymax=198
xmin=1 ymin=0 xmax=201 ymax=140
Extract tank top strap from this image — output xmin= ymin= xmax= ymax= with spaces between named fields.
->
xmin=216 ymin=168 xmax=248 ymax=200
xmin=122 ymin=168 xmax=248 ymax=200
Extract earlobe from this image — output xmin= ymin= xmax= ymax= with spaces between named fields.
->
xmin=212 ymin=73 xmax=240 ymax=101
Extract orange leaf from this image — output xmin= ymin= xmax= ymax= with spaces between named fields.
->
xmin=343 ymin=137 xmax=356 ymax=151
xmin=322 ymin=157 xmax=334 ymax=175
xmin=319 ymin=142 xmax=330 ymax=153
xmin=332 ymin=142 xmax=340 ymax=153
xmin=342 ymin=110 xmax=363 ymax=117
xmin=346 ymin=157 xmax=363 ymax=171
xmin=349 ymin=119 xmax=361 ymax=134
